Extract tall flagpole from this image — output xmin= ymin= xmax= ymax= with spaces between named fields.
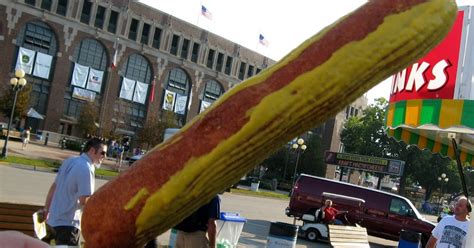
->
xmin=99 ymin=38 xmax=118 ymax=136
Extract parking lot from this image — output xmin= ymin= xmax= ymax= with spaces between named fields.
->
xmin=0 ymin=140 xmax=407 ymax=247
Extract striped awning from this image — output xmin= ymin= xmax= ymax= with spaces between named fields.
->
xmin=386 ymin=99 xmax=474 ymax=166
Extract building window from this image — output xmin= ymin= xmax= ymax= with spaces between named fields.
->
xmin=80 ymin=0 xmax=92 ymax=24
xmin=224 ymin=56 xmax=233 ymax=75
xmin=16 ymin=21 xmax=57 ymax=124
xmin=216 ymin=53 xmax=224 ymax=72
xmin=163 ymin=68 xmax=190 ymax=126
xmin=256 ymin=68 xmax=261 ymax=74
xmin=247 ymin=65 xmax=254 ymax=78
xmin=238 ymin=62 xmax=246 ymax=80
xmin=18 ymin=21 xmax=57 ymax=55
xmin=41 ymin=0 xmax=52 ymax=11
xmin=94 ymin=6 xmax=106 ymax=29
xmin=64 ymin=39 xmax=108 ymax=120
xmin=128 ymin=18 xmax=139 ymax=41
xmin=115 ymin=54 xmax=152 ymax=132
xmin=72 ymin=39 xmax=107 ymax=70
xmin=170 ymin=34 xmax=180 ymax=56
xmin=140 ymin=23 xmax=150 ymax=45
xmin=191 ymin=42 xmax=200 ymax=63
xmin=56 ymin=0 xmax=68 ymax=16
xmin=206 ymin=49 xmax=215 ymax=69
xmin=180 ymin=39 xmax=189 ymax=59
xmin=107 ymin=10 xmax=118 ymax=34
xmin=152 ymin=27 xmax=162 ymax=49
xmin=25 ymin=0 xmax=35 ymax=6
xmin=202 ymin=80 xmax=223 ymax=103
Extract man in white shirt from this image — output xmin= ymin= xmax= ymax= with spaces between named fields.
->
xmin=426 ymin=196 xmax=471 ymax=248
xmin=43 ymin=138 xmax=107 ymax=246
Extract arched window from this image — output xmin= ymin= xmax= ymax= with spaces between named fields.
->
xmin=115 ymin=54 xmax=152 ymax=134
xmin=199 ymin=80 xmax=223 ymax=113
xmin=162 ymin=68 xmax=191 ymax=126
xmin=64 ymin=39 xmax=107 ymax=120
xmin=15 ymin=21 xmax=57 ymax=130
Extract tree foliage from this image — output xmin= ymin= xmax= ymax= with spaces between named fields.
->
xmin=260 ymin=130 xmax=326 ymax=183
xmin=136 ymin=110 xmax=179 ymax=150
xmin=78 ymin=102 xmax=99 ymax=137
xmin=0 ymin=84 xmax=32 ymax=121
xmin=339 ymin=98 xmax=467 ymax=201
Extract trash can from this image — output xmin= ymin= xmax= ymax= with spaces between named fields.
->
xmin=266 ymin=222 xmax=298 ymax=248
xmin=398 ymin=229 xmax=421 ymax=248
xmin=250 ymin=181 xmax=260 ymax=191
xmin=216 ymin=212 xmax=246 ymax=248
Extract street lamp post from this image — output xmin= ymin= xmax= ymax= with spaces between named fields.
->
xmin=437 ymin=173 xmax=449 ymax=215
xmin=1 ymin=69 xmax=28 ymax=158
xmin=291 ymin=138 xmax=307 ymax=189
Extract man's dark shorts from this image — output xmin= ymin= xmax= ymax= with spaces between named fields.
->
xmin=53 ymin=226 xmax=80 ymax=245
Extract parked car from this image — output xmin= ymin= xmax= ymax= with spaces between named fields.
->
xmin=286 ymin=174 xmax=435 ymax=245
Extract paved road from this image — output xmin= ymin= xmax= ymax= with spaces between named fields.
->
xmin=0 ymin=165 xmax=399 ymax=247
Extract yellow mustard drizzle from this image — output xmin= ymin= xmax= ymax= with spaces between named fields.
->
xmin=124 ymin=188 xmax=150 ymax=211
xmin=133 ymin=0 xmax=456 ymax=235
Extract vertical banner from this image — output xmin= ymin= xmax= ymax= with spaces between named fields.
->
xmin=174 ymin=94 xmax=187 ymax=114
xmin=133 ymin=81 xmax=148 ymax=104
xmin=71 ymin=63 xmax=89 ymax=88
xmin=119 ymin=77 xmax=135 ymax=101
xmin=199 ymin=100 xmax=211 ymax=113
xmin=86 ymin=68 xmax=104 ymax=92
xmin=162 ymin=90 xmax=176 ymax=111
xmin=15 ymin=47 xmax=36 ymax=74
xmin=33 ymin=52 xmax=53 ymax=79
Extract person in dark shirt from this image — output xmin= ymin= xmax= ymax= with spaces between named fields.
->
xmin=174 ymin=195 xmax=220 ymax=248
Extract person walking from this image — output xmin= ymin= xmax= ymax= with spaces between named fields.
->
xmin=426 ymin=196 xmax=471 ymax=248
xmin=21 ymin=127 xmax=31 ymax=150
xmin=42 ymin=138 xmax=107 ymax=246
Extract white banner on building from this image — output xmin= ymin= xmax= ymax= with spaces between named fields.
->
xmin=32 ymin=52 xmax=53 ymax=79
xmin=133 ymin=81 xmax=148 ymax=104
xmin=174 ymin=94 xmax=187 ymax=115
xmin=119 ymin=77 xmax=135 ymax=101
xmin=200 ymin=100 xmax=211 ymax=113
xmin=72 ymin=87 xmax=96 ymax=102
xmin=86 ymin=68 xmax=104 ymax=92
xmin=162 ymin=90 xmax=176 ymax=111
xmin=15 ymin=47 xmax=36 ymax=74
xmin=71 ymin=63 xmax=89 ymax=88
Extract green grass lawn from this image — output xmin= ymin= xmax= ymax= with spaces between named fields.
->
xmin=0 ymin=155 xmax=119 ymax=177
xmin=230 ymin=188 xmax=290 ymax=200
xmin=0 ymin=155 xmax=60 ymax=168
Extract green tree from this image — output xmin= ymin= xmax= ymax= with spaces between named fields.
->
xmin=340 ymin=98 xmax=392 ymax=157
xmin=339 ymin=97 xmax=463 ymax=201
xmin=136 ymin=110 xmax=179 ymax=150
xmin=0 ymin=84 xmax=32 ymax=121
xmin=77 ymin=102 xmax=98 ymax=137
xmin=299 ymin=133 xmax=326 ymax=177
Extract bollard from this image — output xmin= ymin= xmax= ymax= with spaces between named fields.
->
xmin=44 ymin=133 xmax=49 ymax=146
xmin=266 ymin=222 xmax=298 ymax=248
xmin=398 ymin=229 xmax=421 ymax=248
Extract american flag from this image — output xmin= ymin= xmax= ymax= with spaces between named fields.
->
xmin=201 ymin=5 xmax=212 ymax=20
xmin=259 ymin=34 xmax=269 ymax=47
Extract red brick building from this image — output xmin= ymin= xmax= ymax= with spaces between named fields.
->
xmin=0 ymin=0 xmax=273 ymax=139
